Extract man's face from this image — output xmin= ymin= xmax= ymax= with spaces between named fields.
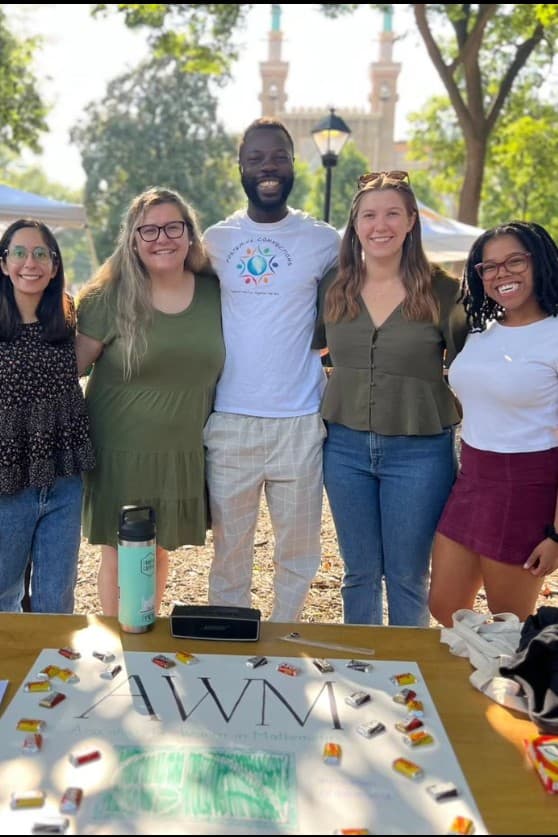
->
xmin=239 ymin=128 xmax=294 ymax=215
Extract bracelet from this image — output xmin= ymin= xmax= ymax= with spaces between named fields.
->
xmin=544 ymin=523 xmax=558 ymax=543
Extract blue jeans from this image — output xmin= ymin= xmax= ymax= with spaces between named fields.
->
xmin=323 ymin=423 xmax=456 ymax=626
xmin=0 ymin=475 xmax=83 ymax=613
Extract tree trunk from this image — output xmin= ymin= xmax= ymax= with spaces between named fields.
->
xmin=459 ymin=135 xmax=487 ymax=226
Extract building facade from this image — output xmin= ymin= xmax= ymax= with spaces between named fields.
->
xmin=258 ymin=5 xmax=406 ymax=170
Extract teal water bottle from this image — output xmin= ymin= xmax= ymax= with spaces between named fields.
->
xmin=118 ymin=505 xmax=156 ymax=633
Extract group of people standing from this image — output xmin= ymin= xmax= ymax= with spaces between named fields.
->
xmin=1 ymin=116 xmax=557 ymax=628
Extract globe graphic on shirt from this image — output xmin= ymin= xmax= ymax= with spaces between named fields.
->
xmin=237 ymin=245 xmax=278 ymax=286
xmin=247 ymin=254 xmax=267 ymax=275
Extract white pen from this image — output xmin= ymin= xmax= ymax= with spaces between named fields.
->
xmin=279 ymin=632 xmax=375 ymax=657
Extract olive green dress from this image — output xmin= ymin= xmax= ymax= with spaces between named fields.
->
xmin=77 ymin=273 xmax=224 ymax=549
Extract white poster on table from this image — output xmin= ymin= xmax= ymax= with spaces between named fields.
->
xmin=0 ymin=645 xmax=488 ymax=835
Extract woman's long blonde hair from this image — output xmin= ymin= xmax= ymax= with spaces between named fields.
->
xmin=79 ymin=187 xmax=207 ymax=380
xmin=325 ymin=174 xmax=440 ymax=323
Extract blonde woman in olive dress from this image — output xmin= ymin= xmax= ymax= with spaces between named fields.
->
xmin=76 ymin=187 xmax=225 ymax=616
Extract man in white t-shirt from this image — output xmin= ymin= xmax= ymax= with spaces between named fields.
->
xmin=202 ymin=117 xmax=340 ymax=621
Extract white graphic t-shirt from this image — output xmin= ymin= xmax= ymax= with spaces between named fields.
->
xmin=203 ymin=208 xmax=340 ymax=417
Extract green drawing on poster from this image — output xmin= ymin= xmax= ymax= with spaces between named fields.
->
xmin=94 ymin=746 xmax=297 ymax=825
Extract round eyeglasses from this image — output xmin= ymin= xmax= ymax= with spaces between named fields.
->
xmin=4 ymin=245 xmax=54 ymax=264
xmin=474 ymin=252 xmax=531 ymax=281
xmin=135 ymin=221 xmax=188 ymax=242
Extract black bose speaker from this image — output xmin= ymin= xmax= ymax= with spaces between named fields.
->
xmin=170 ymin=604 xmax=261 ymax=642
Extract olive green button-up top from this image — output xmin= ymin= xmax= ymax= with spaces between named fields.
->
xmin=314 ymin=270 xmax=467 ymax=436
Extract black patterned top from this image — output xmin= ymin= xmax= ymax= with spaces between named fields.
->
xmin=0 ymin=322 xmax=95 ymax=494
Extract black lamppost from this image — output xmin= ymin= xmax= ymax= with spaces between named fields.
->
xmin=311 ymin=107 xmax=352 ymax=224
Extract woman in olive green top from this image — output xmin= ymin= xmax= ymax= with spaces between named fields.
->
xmin=76 ymin=187 xmax=225 ymax=617
xmin=315 ymin=171 xmax=466 ymax=626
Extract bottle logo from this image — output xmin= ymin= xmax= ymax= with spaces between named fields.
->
xmin=140 ymin=594 xmax=154 ymax=616
xmin=140 ymin=553 xmax=155 ymax=576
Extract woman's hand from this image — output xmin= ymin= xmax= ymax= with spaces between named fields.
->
xmin=523 ymin=538 xmax=558 ymax=577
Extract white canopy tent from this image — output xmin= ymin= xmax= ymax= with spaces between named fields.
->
xmin=0 ymin=183 xmax=98 ymax=270
xmin=0 ymin=183 xmax=87 ymax=228
xmin=419 ymin=201 xmax=483 ymax=264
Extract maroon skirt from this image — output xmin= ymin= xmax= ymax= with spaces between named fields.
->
xmin=436 ymin=441 xmax=558 ymax=565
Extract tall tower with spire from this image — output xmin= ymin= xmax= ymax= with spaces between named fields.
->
xmin=259 ymin=4 xmax=288 ymax=117
xmin=368 ymin=7 xmax=401 ymax=170
xmin=258 ymin=5 xmax=402 ymax=171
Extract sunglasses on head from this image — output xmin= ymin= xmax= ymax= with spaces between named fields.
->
xmin=357 ymin=170 xmax=410 ymax=189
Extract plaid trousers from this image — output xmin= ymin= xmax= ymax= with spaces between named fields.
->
xmin=203 ymin=412 xmax=326 ymax=621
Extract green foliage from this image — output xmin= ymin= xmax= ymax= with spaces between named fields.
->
xmin=406 ymin=97 xmax=464 ymax=209
xmin=405 ymin=83 xmax=558 ymax=238
xmin=305 ymin=143 xmax=370 ymax=230
xmin=0 ymin=7 xmax=48 ymax=154
xmin=289 ymin=160 xmax=313 ymax=213
xmin=1 ymin=165 xmax=82 ymax=204
xmin=56 ymin=229 xmax=98 ymax=292
xmin=92 ymin=4 xmax=252 ymax=75
xmin=318 ymin=4 xmax=363 ymax=17
xmin=407 ymin=171 xmax=447 ymax=215
xmin=70 ymin=56 xmax=242 ymax=261
xmin=481 ymin=97 xmax=558 ymax=237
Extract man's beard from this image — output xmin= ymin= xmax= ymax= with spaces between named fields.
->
xmin=241 ymin=173 xmax=294 ymax=211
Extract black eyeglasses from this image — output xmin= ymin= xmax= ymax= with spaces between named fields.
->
xmin=474 ymin=252 xmax=531 ymax=281
xmin=4 ymin=245 xmax=55 ymax=264
xmin=135 ymin=221 xmax=188 ymax=242
xmin=357 ymin=170 xmax=410 ymax=189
